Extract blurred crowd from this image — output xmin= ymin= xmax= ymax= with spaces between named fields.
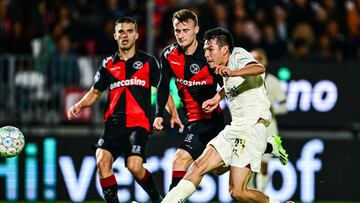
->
xmin=1 ymin=0 xmax=360 ymax=62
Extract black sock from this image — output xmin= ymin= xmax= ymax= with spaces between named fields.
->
xmin=169 ymin=171 xmax=186 ymax=191
xmin=136 ymin=169 xmax=162 ymax=202
xmin=100 ymin=175 xmax=119 ymax=203
xmin=264 ymin=143 xmax=273 ymax=154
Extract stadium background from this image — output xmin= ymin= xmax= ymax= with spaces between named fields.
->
xmin=1 ymin=0 xmax=360 ymax=202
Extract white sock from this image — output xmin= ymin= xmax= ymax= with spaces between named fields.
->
xmin=256 ymin=173 xmax=270 ymax=192
xmin=162 ymin=180 xmax=196 ymax=203
xmin=268 ymin=197 xmax=280 ymax=203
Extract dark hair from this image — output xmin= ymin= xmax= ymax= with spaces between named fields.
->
xmin=172 ymin=9 xmax=198 ymax=26
xmin=203 ymin=27 xmax=234 ymax=50
xmin=115 ymin=16 xmax=138 ymax=31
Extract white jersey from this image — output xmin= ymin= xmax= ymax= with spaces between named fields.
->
xmin=224 ymin=47 xmax=271 ymax=126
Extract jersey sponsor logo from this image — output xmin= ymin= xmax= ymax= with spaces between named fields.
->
xmin=176 ymin=78 xmax=207 ymax=86
xmin=190 ymin=63 xmax=200 ymax=74
xmin=133 ymin=61 xmax=143 ymax=69
xmin=94 ymin=71 xmax=100 ymax=83
xmin=109 ymin=77 xmax=146 ymax=90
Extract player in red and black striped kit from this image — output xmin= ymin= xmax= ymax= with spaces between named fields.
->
xmin=153 ymin=9 xmax=226 ymax=190
xmin=67 ymin=17 xmax=177 ymax=203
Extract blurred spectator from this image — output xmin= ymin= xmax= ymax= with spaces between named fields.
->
xmin=345 ymin=0 xmax=360 ymax=59
xmin=8 ymin=21 xmax=31 ymax=54
xmin=96 ymin=19 xmax=117 ymax=56
xmin=232 ymin=0 xmax=248 ymax=20
xmin=273 ymin=4 xmax=289 ymax=43
xmin=45 ymin=34 xmax=80 ymax=110
xmin=0 ymin=0 xmax=358 ymax=61
xmin=290 ymin=22 xmax=315 ymax=60
xmin=289 ymin=0 xmax=313 ymax=32
xmin=325 ymin=19 xmax=346 ymax=61
xmin=261 ymin=23 xmax=287 ymax=59
xmin=40 ymin=22 xmax=65 ymax=57
xmin=242 ymin=20 xmax=262 ymax=50
xmin=213 ymin=3 xmax=229 ymax=29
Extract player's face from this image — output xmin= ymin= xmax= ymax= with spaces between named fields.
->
xmin=114 ymin=22 xmax=138 ymax=50
xmin=173 ymin=19 xmax=199 ymax=48
xmin=251 ymin=51 xmax=268 ymax=67
xmin=203 ymin=39 xmax=227 ymax=68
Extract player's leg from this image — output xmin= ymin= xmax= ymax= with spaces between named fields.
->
xmin=256 ymin=157 xmax=270 ymax=192
xmin=169 ymin=148 xmax=193 ymax=190
xmin=127 ymin=156 xmax=162 ymax=203
xmin=96 ymin=148 xmax=119 ymax=203
xmin=229 ymin=166 xmax=280 ymax=203
xmin=169 ymin=121 xmax=213 ymax=190
xmin=96 ymin=125 xmax=124 ymax=203
xmin=162 ymin=145 xmax=225 ymax=203
xmin=126 ymin=129 xmax=162 ymax=203
xmin=266 ymin=134 xmax=288 ymax=165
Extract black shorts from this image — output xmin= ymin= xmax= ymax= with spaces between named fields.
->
xmin=96 ymin=126 xmax=149 ymax=163
xmin=179 ymin=116 xmax=224 ymax=160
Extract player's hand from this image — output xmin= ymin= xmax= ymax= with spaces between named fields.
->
xmin=153 ymin=117 xmax=164 ymax=134
xmin=170 ymin=115 xmax=184 ymax=133
xmin=215 ymin=65 xmax=232 ymax=77
xmin=67 ymin=104 xmax=82 ymax=120
xmin=202 ymin=98 xmax=219 ymax=113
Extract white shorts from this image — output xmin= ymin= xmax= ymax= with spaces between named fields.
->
xmin=208 ymin=123 xmax=267 ymax=173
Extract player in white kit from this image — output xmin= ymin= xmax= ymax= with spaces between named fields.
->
xmin=249 ymin=48 xmax=288 ymax=192
xmin=161 ymin=27 xmax=282 ymax=203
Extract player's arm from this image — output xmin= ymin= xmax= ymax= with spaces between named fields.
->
xmin=202 ymin=87 xmax=226 ymax=113
xmin=216 ymin=48 xmax=265 ymax=77
xmin=165 ymin=94 xmax=184 ymax=132
xmin=216 ymin=63 xmax=265 ymax=77
xmin=68 ymin=59 xmax=109 ymax=120
xmin=151 ymin=53 xmax=181 ymax=132
xmin=67 ymin=87 xmax=102 ymax=120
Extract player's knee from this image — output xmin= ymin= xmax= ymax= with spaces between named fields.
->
xmin=127 ymin=160 xmax=143 ymax=176
xmin=230 ymin=188 xmax=248 ymax=202
xmin=172 ymin=150 xmax=192 ymax=169
xmin=96 ymin=157 xmax=112 ymax=175
xmin=189 ymin=159 xmax=207 ymax=176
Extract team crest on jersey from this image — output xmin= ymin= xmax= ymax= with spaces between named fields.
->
xmin=190 ymin=63 xmax=200 ymax=74
xmin=133 ymin=61 xmax=143 ymax=69
xmin=94 ymin=71 xmax=100 ymax=83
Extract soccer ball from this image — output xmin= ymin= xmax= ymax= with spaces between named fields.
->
xmin=0 ymin=126 xmax=25 ymax=158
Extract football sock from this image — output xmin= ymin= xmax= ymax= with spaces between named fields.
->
xmin=162 ymin=179 xmax=196 ymax=203
xmin=135 ymin=169 xmax=162 ymax=202
xmin=100 ymin=175 xmax=119 ymax=203
xmin=264 ymin=143 xmax=273 ymax=154
xmin=169 ymin=171 xmax=186 ymax=191
xmin=256 ymin=173 xmax=270 ymax=192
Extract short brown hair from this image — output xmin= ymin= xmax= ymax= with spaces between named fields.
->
xmin=172 ymin=9 xmax=198 ymax=26
xmin=115 ymin=16 xmax=138 ymax=31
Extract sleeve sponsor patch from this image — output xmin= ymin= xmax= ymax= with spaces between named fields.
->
xmin=94 ymin=71 xmax=100 ymax=83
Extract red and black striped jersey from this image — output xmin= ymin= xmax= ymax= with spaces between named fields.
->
xmin=94 ymin=50 xmax=160 ymax=132
xmin=156 ymin=42 xmax=223 ymax=122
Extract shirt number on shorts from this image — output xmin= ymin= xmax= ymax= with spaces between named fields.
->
xmin=132 ymin=145 xmax=141 ymax=154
